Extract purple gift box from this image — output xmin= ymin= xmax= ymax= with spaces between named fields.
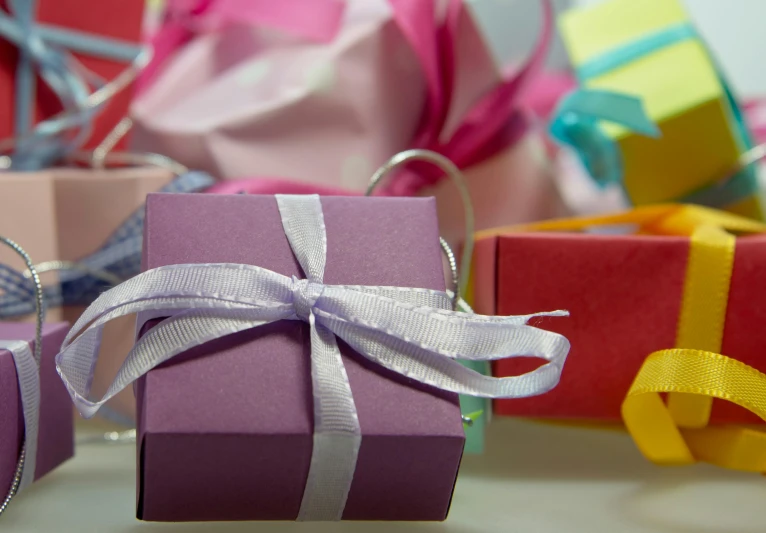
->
xmin=135 ymin=194 xmax=465 ymax=522
xmin=0 ymin=322 xmax=73 ymax=495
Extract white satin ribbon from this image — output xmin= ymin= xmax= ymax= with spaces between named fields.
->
xmin=55 ymin=194 xmax=570 ymax=521
xmin=0 ymin=340 xmax=40 ymax=492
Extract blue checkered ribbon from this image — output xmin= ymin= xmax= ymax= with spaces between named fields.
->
xmin=0 ymin=0 xmax=145 ymax=170
xmin=0 ymin=171 xmax=214 ymax=317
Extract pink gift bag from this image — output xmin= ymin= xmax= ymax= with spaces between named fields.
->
xmin=133 ymin=0 xmax=569 ymax=247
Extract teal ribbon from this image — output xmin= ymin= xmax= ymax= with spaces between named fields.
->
xmin=0 ymin=0 xmax=143 ymax=170
xmin=553 ymin=22 xmax=757 ymax=207
xmin=550 ymin=90 xmax=660 ymax=187
xmin=575 ymin=23 xmax=697 ymax=81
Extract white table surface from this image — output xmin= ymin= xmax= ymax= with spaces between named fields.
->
xmin=6 ymin=417 xmax=765 ymax=533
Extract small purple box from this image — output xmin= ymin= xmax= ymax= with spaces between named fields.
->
xmin=0 ymin=322 xmax=74 ymax=494
xmin=136 ymin=194 xmax=465 ymax=522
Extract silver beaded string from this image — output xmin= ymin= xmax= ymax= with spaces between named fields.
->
xmin=439 ymin=238 xmax=475 ymax=427
xmin=366 ymin=150 xmax=476 ymax=425
xmin=23 ymin=260 xmax=123 ymax=286
xmin=0 ymin=237 xmax=44 ymax=517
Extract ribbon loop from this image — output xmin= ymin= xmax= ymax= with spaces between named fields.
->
xmin=549 ymin=89 xmax=659 ymax=187
xmin=621 ymin=212 xmax=766 ymax=471
xmin=555 ymin=19 xmax=758 ymax=207
xmin=56 ymin=194 xmax=570 ymax=520
xmin=623 ymin=349 xmax=766 ymax=470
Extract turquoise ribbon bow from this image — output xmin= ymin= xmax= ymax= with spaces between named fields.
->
xmin=552 ymin=22 xmax=757 ymax=206
xmin=550 ymin=90 xmax=660 ymax=187
xmin=0 ymin=0 xmax=143 ymax=170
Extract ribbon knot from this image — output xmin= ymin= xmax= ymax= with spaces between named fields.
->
xmin=55 ymin=194 xmax=570 ymax=521
xmin=291 ymin=276 xmax=323 ymax=321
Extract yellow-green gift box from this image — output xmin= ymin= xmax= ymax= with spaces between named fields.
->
xmin=558 ymin=0 xmax=762 ymax=220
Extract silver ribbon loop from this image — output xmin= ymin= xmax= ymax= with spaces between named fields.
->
xmin=56 ymin=194 xmax=570 ymax=521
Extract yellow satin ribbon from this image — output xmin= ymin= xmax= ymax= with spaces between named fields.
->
xmin=624 ymin=348 xmax=766 ymax=470
xmin=623 ymin=221 xmax=766 ymax=471
xmin=476 ymin=204 xmax=766 ymax=471
xmin=474 ymin=204 xmax=766 ymax=240
xmin=668 ymin=224 xmax=735 ymax=429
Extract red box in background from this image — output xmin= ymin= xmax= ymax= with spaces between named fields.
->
xmin=0 ymin=0 xmax=145 ymax=150
xmin=473 ymin=231 xmax=766 ymax=425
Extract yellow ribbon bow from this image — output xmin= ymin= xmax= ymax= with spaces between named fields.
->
xmin=476 ymin=204 xmax=766 ymax=471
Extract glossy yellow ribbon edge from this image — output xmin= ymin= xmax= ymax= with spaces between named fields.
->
xmin=621 ymin=219 xmax=766 ymax=471
xmin=623 ymin=349 xmax=766 ymax=471
xmin=668 ymin=224 xmax=734 ymax=427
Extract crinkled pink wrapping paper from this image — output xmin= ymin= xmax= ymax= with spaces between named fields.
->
xmin=132 ymin=0 xmax=428 ymax=188
xmin=132 ymin=0 xmax=568 ymax=244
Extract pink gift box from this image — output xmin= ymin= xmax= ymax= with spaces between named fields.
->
xmin=0 ymin=322 xmax=73 ymax=495
xmin=0 ymin=168 xmax=177 ymax=420
xmin=135 ymin=193 xmax=464 ymax=521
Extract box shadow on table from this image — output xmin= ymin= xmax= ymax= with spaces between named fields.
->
xmin=460 ymin=418 xmax=763 ymax=483
xmin=614 ymin=475 xmax=766 ymax=533
xmin=125 ymin=520 xmax=482 ymax=533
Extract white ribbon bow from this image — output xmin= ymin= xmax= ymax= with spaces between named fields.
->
xmin=1 ymin=339 xmax=40 ymax=493
xmin=56 ymin=195 xmax=570 ymax=521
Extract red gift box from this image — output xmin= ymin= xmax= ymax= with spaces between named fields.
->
xmin=0 ymin=0 xmax=145 ymax=151
xmin=472 ymin=216 xmax=766 ymax=425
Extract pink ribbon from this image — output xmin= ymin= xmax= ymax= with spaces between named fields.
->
xmin=207 ymin=178 xmax=355 ymax=196
xmin=745 ymin=99 xmax=766 ymax=145
xmin=137 ymin=0 xmax=345 ymax=94
xmin=380 ymin=0 xmax=554 ymax=196
xmin=523 ymin=71 xmax=577 ymax=122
